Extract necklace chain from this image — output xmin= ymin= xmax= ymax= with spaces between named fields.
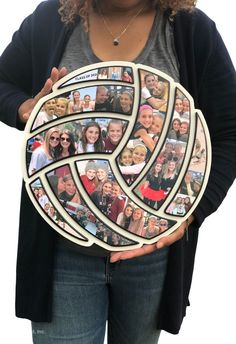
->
xmin=98 ymin=5 xmax=145 ymax=46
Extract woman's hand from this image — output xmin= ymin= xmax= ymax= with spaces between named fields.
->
xmin=110 ymin=215 xmax=194 ymax=263
xmin=18 ymin=67 xmax=67 ymax=123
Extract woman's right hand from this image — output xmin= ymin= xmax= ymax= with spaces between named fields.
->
xmin=18 ymin=67 xmax=67 ymax=123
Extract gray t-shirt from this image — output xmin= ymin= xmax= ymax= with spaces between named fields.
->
xmin=60 ymin=10 xmax=179 ymax=81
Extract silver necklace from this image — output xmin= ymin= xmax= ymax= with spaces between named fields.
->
xmin=98 ymin=5 xmax=145 ymax=46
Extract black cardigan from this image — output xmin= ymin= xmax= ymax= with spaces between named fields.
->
xmin=0 ymin=0 xmax=235 ymax=334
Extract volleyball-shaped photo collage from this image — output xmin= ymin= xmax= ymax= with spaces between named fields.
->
xmin=21 ymin=62 xmax=211 ymax=251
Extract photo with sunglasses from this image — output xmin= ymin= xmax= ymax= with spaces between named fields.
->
xmin=27 ymin=127 xmax=61 ymax=176
xmin=58 ymin=129 xmax=76 ymax=159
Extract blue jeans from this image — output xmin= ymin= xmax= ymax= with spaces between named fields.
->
xmin=32 ymin=245 xmax=168 ymax=344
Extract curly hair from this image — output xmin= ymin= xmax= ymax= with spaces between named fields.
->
xmin=59 ymin=0 xmax=197 ymax=28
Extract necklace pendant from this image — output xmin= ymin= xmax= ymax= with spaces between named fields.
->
xmin=113 ymin=38 xmax=119 ymax=46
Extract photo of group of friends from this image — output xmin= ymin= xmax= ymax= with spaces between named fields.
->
xmin=30 ymin=179 xmax=86 ymax=241
xmin=115 ymin=69 xmax=170 ymax=186
xmin=165 ymin=118 xmax=208 ymax=216
xmin=165 ymin=170 xmax=203 ymax=216
xmin=76 ymin=159 xmax=175 ymax=239
xmin=62 ymin=66 xmax=134 ymax=87
xmin=30 ymin=173 xmax=135 ymax=247
xmin=117 ymin=81 xmax=190 ymax=192
xmin=27 ymin=118 xmax=128 ymax=176
xmin=128 ymin=82 xmax=192 ymax=209
xmin=32 ymin=83 xmax=134 ymax=130
xmin=97 ymin=66 xmax=133 ymax=82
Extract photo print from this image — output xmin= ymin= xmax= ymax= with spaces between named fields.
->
xmin=165 ymin=170 xmax=204 ymax=217
xmin=134 ymin=145 xmax=184 ymax=210
xmin=140 ymin=69 xmax=170 ymax=114
xmin=46 ymin=166 xmax=135 ymax=247
xmin=59 ymin=65 xmax=134 ymax=88
xmin=116 ymin=104 xmax=166 ymax=185
xmin=30 ymin=179 xmax=85 ymax=240
xmin=76 ymin=159 xmax=176 ymax=239
xmin=97 ymin=66 xmax=133 ymax=83
xmin=132 ymin=87 xmax=191 ymax=208
xmin=165 ymin=117 xmax=208 ymax=216
xmin=115 ymin=69 xmax=172 ymax=186
xmin=173 ymin=88 xmax=190 ymax=122
xmin=31 ymin=84 xmax=134 ymax=130
xmin=133 ymin=127 xmax=189 ymax=209
xmin=27 ymin=118 xmax=128 ymax=177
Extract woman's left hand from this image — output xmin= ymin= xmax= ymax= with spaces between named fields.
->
xmin=110 ymin=215 xmax=194 ymax=263
xmin=18 ymin=67 xmax=67 ymax=123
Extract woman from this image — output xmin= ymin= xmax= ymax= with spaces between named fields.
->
xmin=140 ymin=161 xmax=165 ymax=208
xmin=115 ymin=90 xmax=133 ymax=114
xmin=28 ymin=127 xmax=61 ymax=175
xmin=80 ymin=94 xmax=95 ymax=112
xmin=68 ymin=90 xmax=82 ymax=113
xmin=161 ymin=160 xmax=178 ymax=196
xmin=98 ymin=68 xmax=108 ymax=79
xmin=116 ymin=203 xmax=134 ymax=229
xmin=142 ymin=216 xmax=160 ymax=238
xmin=55 ymin=97 xmax=69 ymax=117
xmin=53 ymin=129 xmax=76 ymax=179
xmin=77 ymin=121 xmax=104 ymax=153
xmin=131 ymin=104 xmax=156 ymax=152
xmin=90 ymin=180 xmax=113 ymax=215
xmin=121 ymin=69 xmax=133 ymax=83
xmin=80 ymin=160 xmax=98 ymax=195
xmin=108 ymin=182 xmax=125 ymax=222
xmin=128 ymin=207 xmax=145 ymax=236
xmin=58 ymin=129 xmax=76 ymax=159
xmin=0 ymin=0 xmax=235 ymax=343
xmin=96 ymin=162 xmax=109 ymax=190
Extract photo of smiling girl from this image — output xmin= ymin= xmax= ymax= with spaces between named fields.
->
xmin=116 ymin=203 xmax=134 ymax=230
xmin=28 ymin=127 xmax=61 ymax=176
xmin=141 ymin=73 xmax=168 ymax=111
xmin=178 ymin=121 xmax=189 ymax=142
xmin=55 ymin=97 xmax=69 ymax=117
xmin=96 ymin=162 xmax=109 ymax=191
xmin=77 ymin=121 xmax=104 ymax=153
xmin=142 ymin=216 xmax=160 ymax=238
xmin=128 ymin=207 xmax=145 ymax=236
xmin=68 ymin=90 xmax=83 ymax=114
xmin=104 ymin=119 xmax=124 ymax=152
xmin=114 ymin=90 xmax=133 ymax=114
xmin=90 ymin=180 xmax=113 ymax=215
xmin=119 ymin=144 xmax=147 ymax=184
xmin=140 ymin=161 xmax=165 ymax=208
xmin=131 ymin=104 xmax=156 ymax=152
xmin=107 ymin=182 xmax=126 ymax=222
xmin=168 ymin=118 xmax=181 ymax=140
xmin=80 ymin=161 xmax=97 ymax=195
xmin=58 ymin=129 xmax=76 ymax=159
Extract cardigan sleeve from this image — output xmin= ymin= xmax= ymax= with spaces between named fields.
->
xmin=0 ymin=0 xmax=65 ymax=130
xmin=193 ymin=25 xmax=236 ymax=227
xmin=0 ymin=14 xmax=33 ymax=130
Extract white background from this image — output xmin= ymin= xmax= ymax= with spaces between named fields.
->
xmin=0 ymin=1 xmax=235 ymax=343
